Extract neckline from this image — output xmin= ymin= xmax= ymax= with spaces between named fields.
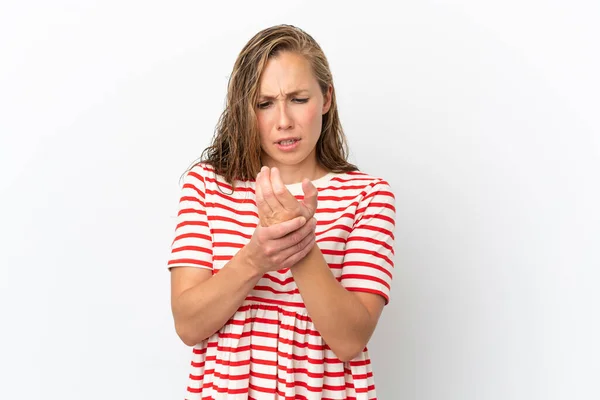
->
xmin=284 ymin=171 xmax=337 ymax=196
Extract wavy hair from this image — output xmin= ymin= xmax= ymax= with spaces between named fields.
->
xmin=187 ymin=24 xmax=358 ymax=190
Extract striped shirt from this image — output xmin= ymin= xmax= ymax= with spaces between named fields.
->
xmin=168 ymin=162 xmax=396 ymax=400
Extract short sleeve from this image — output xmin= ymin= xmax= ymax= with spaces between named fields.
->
xmin=167 ymin=167 xmax=214 ymax=271
xmin=340 ymin=181 xmax=396 ymax=304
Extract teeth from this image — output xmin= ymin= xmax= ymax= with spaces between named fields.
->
xmin=279 ymin=139 xmax=296 ymax=145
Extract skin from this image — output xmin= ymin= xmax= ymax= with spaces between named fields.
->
xmin=170 ymin=51 xmax=385 ymax=362
xmin=254 ymin=52 xmax=386 ymax=360
xmin=255 ymin=166 xmax=385 ymax=361
xmin=256 ymin=51 xmax=332 ymax=185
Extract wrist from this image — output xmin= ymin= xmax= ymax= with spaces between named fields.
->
xmin=238 ymin=246 xmax=263 ymax=279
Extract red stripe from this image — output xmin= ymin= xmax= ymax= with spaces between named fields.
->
xmin=346 ymin=287 xmax=389 ymax=303
xmin=221 ymin=319 xmax=321 ymax=337
xmin=316 ymin=212 xmax=355 ymax=225
xmin=262 ymin=274 xmax=295 ymax=286
xmin=194 ymin=368 xmax=362 ymax=396
xmin=190 ymin=364 xmax=350 ymax=386
xmin=168 ymin=258 xmax=212 ymax=268
xmin=341 ymin=273 xmax=390 ymax=290
xmin=180 ymin=195 xmax=203 ymax=205
xmin=318 ymin=194 xmax=364 ymax=202
xmin=183 ymin=182 xmax=205 ymax=199
xmin=344 ymin=248 xmax=393 ymax=269
xmin=213 ymin=241 xmax=244 ymax=249
xmin=208 ymin=215 xmax=257 ymax=228
xmin=176 ymin=220 xmax=209 ymax=230
xmin=236 ymin=304 xmax=313 ymax=320
xmin=187 ymin=170 xmax=205 ymax=184
xmin=178 ymin=207 xmax=207 ymax=217
xmin=353 ymin=224 xmax=395 ymax=240
xmin=215 ymin=343 xmax=276 ymax=353
xmin=248 ymin=382 xmax=276 ymax=394
xmin=342 ymin=260 xmax=393 ymax=279
xmin=319 ymin=223 xmax=352 ymax=236
xmin=186 ymin=360 xmax=374 ymax=390
xmin=190 ymin=361 xmax=205 ymax=369
xmin=363 ymin=189 xmax=394 ymax=202
xmin=171 ymin=245 xmax=212 ymax=255
xmin=369 ymin=201 xmax=396 ymax=212
xmin=253 ymin=285 xmax=300 ymax=296
xmin=206 ymin=201 xmax=259 ymax=217
xmin=316 ymin=236 xmax=346 ymax=244
xmin=349 ymin=358 xmax=372 ymax=367
xmin=315 ymin=202 xmax=360 ymax=213
xmin=317 ymin=183 xmax=374 ymax=192
xmin=206 ymin=188 xmax=257 ymax=205
xmin=213 ymin=255 xmax=233 ymax=262
xmin=174 ymin=232 xmax=212 ymax=242
xmin=245 ymin=296 xmax=305 ymax=308
xmin=217 ymin=330 xmax=278 ymax=340
xmin=204 ymin=175 xmax=255 ymax=193
xmin=361 ymin=212 xmax=395 ymax=225
xmin=321 ymin=248 xmax=345 ymax=257
xmin=346 ymin=235 xmax=394 ymax=252
xmin=212 ymin=228 xmax=252 ymax=240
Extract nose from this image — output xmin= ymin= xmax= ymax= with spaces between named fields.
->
xmin=277 ymin=102 xmax=293 ymax=131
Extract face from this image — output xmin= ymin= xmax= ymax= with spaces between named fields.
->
xmin=255 ymin=51 xmax=332 ymax=174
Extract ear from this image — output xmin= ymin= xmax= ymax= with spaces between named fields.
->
xmin=322 ymin=84 xmax=333 ymax=114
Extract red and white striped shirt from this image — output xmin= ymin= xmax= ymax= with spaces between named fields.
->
xmin=168 ymin=162 xmax=396 ymax=400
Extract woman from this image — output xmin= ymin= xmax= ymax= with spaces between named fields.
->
xmin=168 ymin=24 xmax=396 ymax=399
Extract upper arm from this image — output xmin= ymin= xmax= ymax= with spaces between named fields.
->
xmin=167 ymin=166 xmax=215 ymax=309
xmin=352 ymin=291 xmax=386 ymax=328
xmin=340 ymin=180 xmax=396 ymax=304
xmin=170 ymin=266 xmax=212 ymax=309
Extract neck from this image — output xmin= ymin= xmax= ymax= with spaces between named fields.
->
xmin=262 ymin=157 xmax=328 ymax=185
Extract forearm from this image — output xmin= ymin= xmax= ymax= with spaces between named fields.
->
xmin=173 ymin=247 xmax=262 ymax=346
xmin=291 ymin=246 xmax=377 ymax=361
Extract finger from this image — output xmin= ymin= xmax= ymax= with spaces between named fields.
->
xmin=260 ymin=167 xmax=285 ymax=213
xmin=301 ymin=178 xmax=319 ymax=216
xmin=255 ymin=170 xmax=273 ymax=216
xmin=264 ymin=215 xmax=307 ymax=240
xmin=271 ymin=167 xmax=301 ymax=210
xmin=278 ymin=216 xmax=317 ymax=251
xmin=277 ymin=227 xmax=316 ymax=266
xmin=280 ymin=233 xmax=316 ymax=269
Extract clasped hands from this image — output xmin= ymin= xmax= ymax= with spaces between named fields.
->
xmin=244 ymin=166 xmax=319 ymax=273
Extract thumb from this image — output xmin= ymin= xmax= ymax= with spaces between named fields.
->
xmin=301 ymin=178 xmax=318 ymax=214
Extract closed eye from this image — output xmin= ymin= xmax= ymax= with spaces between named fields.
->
xmin=257 ymin=98 xmax=309 ymax=109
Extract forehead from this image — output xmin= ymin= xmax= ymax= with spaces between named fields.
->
xmin=258 ymin=52 xmax=319 ymax=96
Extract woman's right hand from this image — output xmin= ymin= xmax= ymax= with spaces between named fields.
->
xmin=244 ymin=215 xmax=317 ymax=274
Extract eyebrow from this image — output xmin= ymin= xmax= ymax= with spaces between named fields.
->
xmin=258 ymin=90 xmax=310 ymax=100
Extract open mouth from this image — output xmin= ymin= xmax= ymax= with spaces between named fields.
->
xmin=275 ymin=138 xmax=301 ymax=151
xmin=277 ymin=138 xmax=300 ymax=145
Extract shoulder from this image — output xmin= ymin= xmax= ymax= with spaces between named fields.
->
xmin=184 ymin=162 xmax=214 ymax=181
xmin=185 ymin=162 xmax=254 ymax=201
xmin=331 ymin=170 xmax=395 ymax=200
xmin=183 ymin=162 xmax=228 ymax=188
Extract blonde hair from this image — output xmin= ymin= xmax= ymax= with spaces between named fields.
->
xmin=190 ymin=24 xmax=358 ymax=189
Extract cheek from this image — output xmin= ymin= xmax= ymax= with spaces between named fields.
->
xmin=298 ymin=102 xmax=321 ymax=125
xmin=256 ymin=115 xmax=270 ymax=141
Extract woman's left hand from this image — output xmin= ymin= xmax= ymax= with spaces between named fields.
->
xmin=255 ymin=166 xmax=318 ymax=227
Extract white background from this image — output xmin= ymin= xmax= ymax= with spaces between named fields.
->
xmin=1 ymin=1 xmax=599 ymax=399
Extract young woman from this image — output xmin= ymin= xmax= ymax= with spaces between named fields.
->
xmin=168 ymin=24 xmax=396 ymax=400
